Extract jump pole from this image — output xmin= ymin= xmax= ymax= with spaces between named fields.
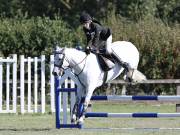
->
xmin=88 ymin=95 xmax=180 ymax=101
xmin=55 ymin=76 xmax=82 ymax=128
xmin=85 ymin=112 xmax=180 ymax=118
xmin=55 ymin=77 xmax=180 ymax=129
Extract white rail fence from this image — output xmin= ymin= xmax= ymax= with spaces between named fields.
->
xmin=0 ymin=54 xmax=17 ymax=113
xmin=0 ymin=54 xmax=180 ymax=114
xmin=0 ymin=54 xmax=51 ymax=114
xmin=20 ymin=55 xmax=46 ymax=114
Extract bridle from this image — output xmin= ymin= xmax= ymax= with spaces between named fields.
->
xmin=54 ymin=49 xmax=88 ymax=76
xmin=54 ymin=52 xmax=72 ymax=73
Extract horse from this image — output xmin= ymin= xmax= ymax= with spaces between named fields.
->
xmin=52 ymin=41 xmax=146 ymax=123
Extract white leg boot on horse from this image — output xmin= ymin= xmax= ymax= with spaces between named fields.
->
xmin=78 ymin=85 xmax=95 ymax=124
xmin=71 ymin=86 xmax=86 ymax=124
xmin=71 ymin=101 xmax=79 ymax=123
xmin=106 ymin=36 xmax=146 ymax=83
xmin=77 ymin=101 xmax=88 ymax=124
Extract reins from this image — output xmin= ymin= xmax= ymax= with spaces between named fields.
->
xmin=54 ymin=49 xmax=88 ymax=88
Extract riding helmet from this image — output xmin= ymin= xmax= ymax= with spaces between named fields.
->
xmin=79 ymin=13 xmax=92 ymax=23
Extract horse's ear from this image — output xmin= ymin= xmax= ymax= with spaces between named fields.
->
xmin=55 ymin=46 xmax=60 ymax=50
xmin=52 ymin=46 xmax=60 ymax=54
xmin=53 ymin=46 xmax=64 ymax=54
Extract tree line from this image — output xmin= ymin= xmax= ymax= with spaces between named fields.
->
xmin=0 ymin=0 xmax=179 ymax=94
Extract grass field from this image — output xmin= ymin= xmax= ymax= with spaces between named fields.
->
xmin=0 ymin=102 xmax=180 ymax=135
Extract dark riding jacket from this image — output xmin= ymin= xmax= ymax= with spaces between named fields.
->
xmin=83 ymin=22 xmax=111 ymax=50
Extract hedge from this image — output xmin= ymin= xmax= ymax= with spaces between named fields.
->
xmin=0 ymin=15 xmax=179 ymax=94
xmin=0 ymin=16 xmax=75 ymax=57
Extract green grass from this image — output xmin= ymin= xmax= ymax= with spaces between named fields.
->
xmin=91 ymin=102 xmax=177 ymax=113
xmin=0 ymin=102 xmax=180 ymax=135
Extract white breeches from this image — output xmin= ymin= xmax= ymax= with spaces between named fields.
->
xmin=105 ymin=35 xmax=112 ymax=54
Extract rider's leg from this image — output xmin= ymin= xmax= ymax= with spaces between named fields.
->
xmin=105 ymin=35 xmax=134 ymax=82
xmin=106 ymin=35 xmax=113 ymax=54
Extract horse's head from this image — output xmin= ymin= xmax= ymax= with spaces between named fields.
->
xmin=52 ymin=46 xmax=69 ymax=76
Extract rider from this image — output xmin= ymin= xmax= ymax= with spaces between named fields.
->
xmin=79 ymin=12 xmax=134 ymax=82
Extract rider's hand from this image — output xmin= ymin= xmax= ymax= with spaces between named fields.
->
xmin=85 ymin=46 xmax=91 ymax=55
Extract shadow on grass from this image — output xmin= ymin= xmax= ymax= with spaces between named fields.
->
xmin=0 ymin=128 xmax=51 ymax=131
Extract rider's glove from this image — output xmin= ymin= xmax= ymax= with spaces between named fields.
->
xmin=85 ymin=46 xmax=91 ymax=55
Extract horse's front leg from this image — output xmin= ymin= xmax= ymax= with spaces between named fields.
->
xmin=71 ymin=86 xmax=85 ymax=123
xmin=71 ymin=100 xmax=79 ymax=123
xmin=78 ymin=85 xmax=95 ymax=124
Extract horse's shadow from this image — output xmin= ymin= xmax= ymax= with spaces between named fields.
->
xmin=0 ymin=128 xmax=51 ymax=132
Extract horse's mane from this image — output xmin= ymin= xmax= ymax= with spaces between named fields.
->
xmin=64 ymin=48 xmax=85 ymax=54
xmin=64 ymin=48 xmax=87 ymax=60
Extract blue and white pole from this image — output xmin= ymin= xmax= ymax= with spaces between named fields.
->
xmin=85 ymin=112 xmax=180 ymax=118
xmin=55 ymin=77 xmax=60 ymax=128
xmin=55 ymin=75 xmax=180 ymax=128
xmin=55 ymin=77 xmax=82 ymax=128
xmin=90 ymin=95 xmax=180 ymax=101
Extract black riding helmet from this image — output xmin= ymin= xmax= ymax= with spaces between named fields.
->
xmin=79 ymin=13 xmax=92 ymax=24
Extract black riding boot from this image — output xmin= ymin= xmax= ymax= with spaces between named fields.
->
xmin=111 ymin=53 xmax=129 ymax=71
xmin=111 ymin=53 xmax=134 ymax=82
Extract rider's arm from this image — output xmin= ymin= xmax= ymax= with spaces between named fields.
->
xmin=83 ymin=27 xmax=93 ymax=48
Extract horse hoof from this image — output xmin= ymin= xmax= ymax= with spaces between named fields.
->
xmin=71 ymin=118 xmax=76 ymax=124
xmin=71 ymin=114 xmax=77 ymax=123
xmin=78 ymin=116 xmax=85 ymax=124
